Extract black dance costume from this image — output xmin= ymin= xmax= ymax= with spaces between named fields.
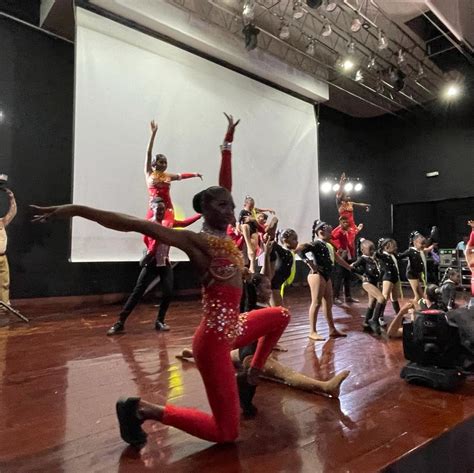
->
xmin=376 ymin=251 xmax=400 ymax=284
xmin=297 ymin=240 xmax=334 ymax=281
xmin=399 ymin=247 xmax=427 ymax=282
xmin=440 ymin=280 xmax=457 ymax=310
xmin=352 ymin=255 xmax=381 ymax=286
xmin=270 ymin=244 xmax=295 ymax=291
xmin=239 ymin=209 xmax=258 ymax=234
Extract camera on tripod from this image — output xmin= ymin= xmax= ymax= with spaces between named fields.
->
xmin=401 ymin=308 xmax=473 ymax=390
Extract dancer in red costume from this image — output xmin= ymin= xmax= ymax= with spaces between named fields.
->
xmin=145 ymin=119 xmax=202 ymax=219
xmin=466 ymin=220 xmax=474 ymax=309
xmin=31 ymin=114 xmax=290 ymax=446
xmin=335 ymin=173 xmax=370 ymax=229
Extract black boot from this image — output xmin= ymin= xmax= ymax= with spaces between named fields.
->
xmin=107 ymin=321 xmax=125 ymax=336
xmin=392 ymin=300 xmax=401 ymax=315
xmin=363 ymin=303 xmax=376 ymax=332
xmin=369 ymin=302 xmax=386 ymax=335
xmin=236 ymin=371 xmax=257 ymax=418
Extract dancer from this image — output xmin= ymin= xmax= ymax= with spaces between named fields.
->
xmin=466 ymin=220 xmax=474 ymax=309
xmin=145 ymin=119 xmax=202 ymax=219
xmin=0 ymin=189 xmax=17 ymax=305
xmin=335 ymin=173 xmax=370 ymax=229
xmin=269 ymin=228 xmax=299 ymax=307
xmin=399 ymin=231 xmax=433 ymax=302
xmin=32 ymin=114 xmax=290 ymax=446
xmin=439 ymin=268 xmax=461 ymax=311
xmin=351 ymin=239 xmax=385 ymax=333
xmin=107 ymin=196 xmax=201 ymax=335
xmin=331 ymin=215 xmax=363 ymax=304
xmin=374 ymin=238 xmax=402 ymax=334
xmin=297 ymin=220 xmax=353 ymax=341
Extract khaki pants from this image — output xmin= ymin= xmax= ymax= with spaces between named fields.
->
xmin=0 ymin=255 xmax=10 ymax=304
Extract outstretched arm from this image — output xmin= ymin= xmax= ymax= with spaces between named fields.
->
xmin=336 ymin=173 xmax=346 ymax=204
xmin=31 ymin=205 xmax=199 ymax=255
xmin=2 ymin=190 xmax=17 ymax=227
xmin=168 ymin=172 xmax=203 ymax=182
xmin=387 ymin=302 xmax=414 ymax=338
xmin=145 ymin=120 xmax=158 ymax=176
xmin=219 ymin=113 xmax=240 ymax=192
xmin=334 ymin=251 xmax=353 ymax=271
xmin=172 ymin=214 xmax=202 ymax=228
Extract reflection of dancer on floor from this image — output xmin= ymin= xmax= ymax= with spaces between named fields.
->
xmin=32 ymin=113 xmax=290 ymax=446
xmin=107 ymin=196 xmax=201 ymax=335
xmin=351 ymin=239 xmax=385 ymax=333
xmin=145 ymin=119 xmax=202 ymax=219
xmin=466 ymin=220 xmax=474 ymax=309
xmin=398 ymin=231 xmax=433 ymax=302
xmin=297 ymin=220 xmax=353 ymax=341
xmin=177 ymin=244 xmax=349 ymax=400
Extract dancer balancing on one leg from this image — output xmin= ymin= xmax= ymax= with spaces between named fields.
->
xmin=107 ymin=196 xmax=201 ymax=336
xmin=297 ymin=220 xmax=353 ymax=341
xmin=145 ymin=119 xmax=202 ymax=219
xmin=351 ymin=239 xmax=385 ymax=332
xmin=31 ymin=113 xmax=290 ymax=446
xmin=335 ymin=172 xmax=370 ymax=229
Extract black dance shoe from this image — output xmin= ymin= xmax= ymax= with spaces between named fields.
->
xmin=107 ymin=321 xmax=124 ymax=336
xmin=116 ymin=397 xmax=147 ymax=448
xmin=236 ymin=371 xmax=258 ymax=418
xmin=155 ymin=321 xmax=170 ymax=331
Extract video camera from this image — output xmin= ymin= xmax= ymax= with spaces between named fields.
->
xmin=0 ymin=174 xmax=8 ymax=190
xmin=401 ymin=308 xmax=473 ymax=390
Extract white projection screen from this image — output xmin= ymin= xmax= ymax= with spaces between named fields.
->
xmin=72 ymin=8 xmax=319 ymax=262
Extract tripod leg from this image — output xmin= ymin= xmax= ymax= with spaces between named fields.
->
xmin=0 ymin=301 xmax=29 ymax=323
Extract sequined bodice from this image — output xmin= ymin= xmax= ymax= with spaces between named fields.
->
xmin=147 ymin=171 xmax=171 ymax=189
xmin=203 ymin=233 xmax=245 ymax=281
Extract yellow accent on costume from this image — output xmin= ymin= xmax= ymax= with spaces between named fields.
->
xmin=280 ymin=251 xmax=296 ymax=298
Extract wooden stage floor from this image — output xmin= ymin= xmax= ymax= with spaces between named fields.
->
xmin=0 ymin=289 xmax=473 ymax=473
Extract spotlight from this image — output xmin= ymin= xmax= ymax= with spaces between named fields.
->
xmin=306 ymin=39 xmax=315 ymax=56
xmin=347 ymin=40 xmax=356 ymax=55
xmin=242 ymin=0 xmax=256 ymax=23
xmin=351 ymin=18 xmax=362 ymax=33
xmin=342 ymin=58 xmax=355 ymax=71
xmin=321 ymin=181 xmax=332 ymax=193
xmin=279 ymin=21 xmax=290 ymax=40
xmin=306 ymin=0 xmax=323 ymax=8
xmin=242 ymin=24 xmax=260 ymax=51
xmin=367 ymin=55 xmax=377 ymax=70
xmin=416 ymin=62 xmax=425 ymax=79
xmin=354 ymin=182 xmax=363 ymax=192
xmin=321 ymin=21 xmax=332 ymax=37
xmin=0 ymin=111 xmax=4 ymax=123
xmin=325 ymin=0 xmax=338 ymax=12
xmin=344 ymin=182 xmax=353 ymax=192
xmin=443 ymin=83 xmax=461 ymax=99
xmin=377 ymin=30 xmax=388 ymax=50
xmin=387 ymin=67 xmax=405 ymax=92
xmin=396 ymin=49 xmax=406 ymax=67
xmin=354 ymin=69 xmax=364 ymax=82
xmin=293 ymin=0 xmax=305 ymax=19
xmin=376 ymin=78 xmax=384 ymax=93
xmin=333 ymin=183 xmax=340 ymax=192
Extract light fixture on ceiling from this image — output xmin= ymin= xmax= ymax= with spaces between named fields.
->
xmin=387 ymin=67 xmax=406 ymax=92
xmin=416 ymin=61 xmax=425 ymax=79
xmin=279 ymin=20 xmax=291 ymax=40
xmin=321 ymin=21 xmax=332 ymax=37
xmin=242 ymin=0 xmax=256 ymax=23
xmin=306 ymin=38 xmax=316 ymax=56
xmin=342 ymin=58 xmax=355 ymax=71
xmin=321 ymin=181 xmax=332 ymax=193
xmin=443 ymin=82 xmax=461 ymax=100
xmin=351 ymin=17 xmax=362 ymax=33
xmin=293 ymin=0 xmax=305 ymax=20
xmin=377 ymin=30 xmax=388 ymax=50
xmin=242 ymin=23 xmax=260 ymax=51
xmin=376 ymin=74 xmax=384 ymax=93
xmin=367 ymin=55 xmax=377 ymax=70
xmin=347 ymin=39 xmax=356 ymax=55
xmin=325 ymin=0 xmax=338 ymax=13
xmin=396 ymin=49 xmax=406 ymax=67
xmin=354 ymin=69 xmax=364 ymax=82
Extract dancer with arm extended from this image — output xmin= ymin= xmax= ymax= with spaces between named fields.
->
xmin=466 ymin=220 xmax=474 ymax=309
xmin=32 ymin=114 xmax=290 ymax=447
xmin=297 ymin=220 xmax=353 ymax=341
xmin=106 ymin=196 xmax=201 ymax=335
xmin=145 ymin=119 xmax=202 ymax=219
xmin=336 ymin=173 xmax=370 ymax=228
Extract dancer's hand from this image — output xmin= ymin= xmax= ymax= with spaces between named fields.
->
xmin=196 ymin=173 xmax=203 ymax=180
xmin=357 ymin=223 xmax=364 ymax=232
xmin=340 ymin=172 xmax=346 ymax=182
xmin=30 ymin=204 xmax=76 ymax=223
xmin=224 ymin=113 xmax=240 ymax=131
xmin=150 ymin=120 xmax=158 ymax=133
xmin=468 ymin=220 xmax=474 ymax=228
xmin=263 ymin=238 xmax=274 ymax=253
xmin=365 ymin=204 xmax=371 ymax=212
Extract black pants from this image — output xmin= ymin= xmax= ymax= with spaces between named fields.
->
xmin=119 ymin=264 xmax=174 ymax=324
xmin=333 ymin=262 xmax=352 ymax=299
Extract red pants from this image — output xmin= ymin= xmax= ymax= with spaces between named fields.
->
xmin=469 ymin=230 xmax=474 ymax=296
xmin=162 ymin=300 xmax=290 ymax=443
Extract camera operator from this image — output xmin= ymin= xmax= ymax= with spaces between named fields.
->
xmin=0 ymin=189 xmax=17 ymax=305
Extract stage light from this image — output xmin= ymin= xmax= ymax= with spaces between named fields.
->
xmin=306 ymin=39 xmax=315 ymax=56
xmin=321 ymin=181 xmax=332 ymax=193
xmin=279 ymin=21 xmax=290 ymax=40
xmin=242 ymin=0 xmax=256 ymax=23
xmin=396 ymin=49 xmax=406 ymax=66
xmin=242 ymin=24 xmax=260 ymax=51
xmin=344 ymin=182 xmax=353 ymax=192
xmin=443 ymin=83 xmax=461 ymax=100
xmin=293 ymin=0 xmax=305 ymax=19
xmin=351 ymin=18 xmax=362 ymax=33
xmin=377 ymin=30 xmax=388 ymax=50
xmin=306 ymin=0 xmax=323 ymax=7
xmin=342 ymin=58 xmax=355 ymax=71
xmin=367 ymin=55 xmax=377 ymax=70
xmin=347 ymin=40 xmax=356 ymax=55
xmin=0 ymin=111 xmax=4 ymax=123
xmin=388 ymin=67 xmax=406 ymax=92
xmin=321 ymin=21 xmax=332 ymax=37
xmin=333 ymin=183 xmax=340 ymax=192
xmin=325 ymin=0 xmax=338 ymax=12
xmin=416 ymin=61 xmax=425 ymax=79
xmin=354 ymin=182 xmax=363 ymax=192
xmin=355 ymin=69 xmax=364 ymax=82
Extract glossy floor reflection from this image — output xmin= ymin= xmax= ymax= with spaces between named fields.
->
xmin=0 ymin=289 xmax=473 ymax=472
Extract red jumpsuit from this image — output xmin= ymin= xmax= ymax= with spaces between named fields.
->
xmin=159 ymin=126 xmax=291 ymax=443
xmin=468 ymin=230 xmax=474 ymax=298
